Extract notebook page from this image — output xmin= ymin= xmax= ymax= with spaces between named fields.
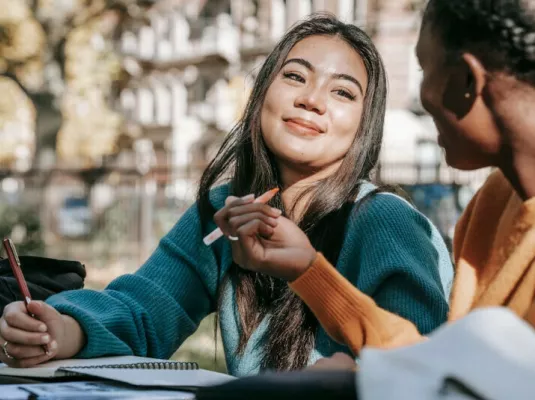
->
xmin=59 ymin=368 xmax=236 ymax=389
xmin=0 ymin=356 xmax=180 ymax=378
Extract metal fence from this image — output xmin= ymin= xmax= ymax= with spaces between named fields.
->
xmin=0 ymin=163 xmax=491 ymax=287
xmin=0 ymin=167 xmax=197 ymax=288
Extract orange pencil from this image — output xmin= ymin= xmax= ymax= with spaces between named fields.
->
xmin=203 ymin=188 xmax=280 ymax=246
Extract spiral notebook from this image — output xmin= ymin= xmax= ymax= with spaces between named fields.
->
xmin=0 ymin=356 xmax=196 ymax=378
xmin=0 ymin=355 xmax=234 ymax=389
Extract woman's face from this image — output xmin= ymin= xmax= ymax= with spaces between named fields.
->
xmin=416 ymin=23 xmax=501 ymax=170
xmin=260 ymin=35 xmax=368 ymax=175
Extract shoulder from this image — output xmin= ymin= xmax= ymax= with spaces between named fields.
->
xmin=350 ymin=187 xmax=431 ymax=234
xmin=341 ymin=186 xmax=453 ymax=293
xmin=208 ymin=184 xmax=230 ymax=209
xmin=166 ymin=183 xmax=230 ymax=238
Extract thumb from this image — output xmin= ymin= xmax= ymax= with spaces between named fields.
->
xmin=27 ymin=301 xmax=59 ymax=323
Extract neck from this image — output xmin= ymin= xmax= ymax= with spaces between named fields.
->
xmin=499 ymin=147 xmax=535 ymax=201
xmin=279 ymin=161 xmax=342 ymax=218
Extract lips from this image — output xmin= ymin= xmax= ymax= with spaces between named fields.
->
xmin=283 ymin=118 xmax=325 ymax=136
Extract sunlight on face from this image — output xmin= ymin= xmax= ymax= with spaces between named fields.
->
xmin=260 ymin=35 xmax=368 ymax=175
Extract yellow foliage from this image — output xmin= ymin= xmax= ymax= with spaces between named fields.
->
xmin=0 ymin=19 xmax=46 ymax=62
xmin=0 ymin=77 xmax=36 ymax=165
xmin=0 ymin=0 xmax=31 ymax=24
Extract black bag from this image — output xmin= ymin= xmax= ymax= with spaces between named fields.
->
xmin=0 ymin=256 xmax=86 ymax=315
xmin=196 ymin=370 xmax=358 ymax=400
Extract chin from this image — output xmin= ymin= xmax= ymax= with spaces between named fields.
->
xmin=444 ymin=152 xmax=493 ymax=171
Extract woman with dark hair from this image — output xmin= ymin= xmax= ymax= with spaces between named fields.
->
xmin=0 ymin=14 xmax=452 ymax=374
xmin=219 ymin=0 xmax=535 ymax=367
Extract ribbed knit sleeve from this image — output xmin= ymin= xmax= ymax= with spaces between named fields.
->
xmin=47 ymin=188 xmax=228 ymax=360
xmin=290 ymin=193 xmax=452 ymax=355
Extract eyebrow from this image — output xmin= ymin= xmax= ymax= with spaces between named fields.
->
xmin=281 ymin=57 xmax=364 ymax=95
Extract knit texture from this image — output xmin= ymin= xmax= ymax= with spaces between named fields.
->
xmin=47 ymin=184 xmax=452 ymax=376
xmin=291 ymin=171 xmax=535 ymax=354
xmin=450 ymin=171 xmax=535 ymax=321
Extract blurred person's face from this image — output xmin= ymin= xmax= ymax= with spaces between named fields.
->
xmin=260 ymin=35 xmax=368 ymax=177
xmin=416 ymin=24 xmax=502 ymax=170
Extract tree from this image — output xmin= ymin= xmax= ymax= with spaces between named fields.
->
xmin=0 ymin=0 xmax=151 ymax=169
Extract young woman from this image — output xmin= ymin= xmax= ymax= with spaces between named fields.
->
xmin=0 ymin=14 xmax=452 ymax=375
xmin=216 ymin=0 xmax=535 ymax=367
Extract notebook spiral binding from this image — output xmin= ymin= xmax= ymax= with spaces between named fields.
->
xmin=67 ymin=361 xmax=199 ymax=370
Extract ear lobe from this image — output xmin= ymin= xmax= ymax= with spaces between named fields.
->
xmin=441 ymin=53 xmax=486 ymax=120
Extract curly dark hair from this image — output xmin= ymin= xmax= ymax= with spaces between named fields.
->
xmin=424 ymin=0 xmax=535 ymax=84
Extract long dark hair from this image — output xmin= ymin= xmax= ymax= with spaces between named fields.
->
xmin=197 ymin=13 xmax=387 ymax=371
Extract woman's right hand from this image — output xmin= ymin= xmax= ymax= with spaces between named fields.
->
xmin=214 ymin=195 xmax=317 ymax=281
xmin=0 ymin=300 xmax=84 ymax=367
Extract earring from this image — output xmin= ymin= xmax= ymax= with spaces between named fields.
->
xmin=464 ymin=93 xmax=471 ymax=98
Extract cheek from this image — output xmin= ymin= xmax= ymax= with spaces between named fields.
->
xmin=260 ymin=86 xmax=279 ymax=138
xmin=420 ymin=70 xmax=447 ymax=118
xmin=330 ymin=104 xmax=362 ymax=141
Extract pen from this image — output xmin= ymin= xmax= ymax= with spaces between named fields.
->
xmin=2 ymin=238 xmax=49 ymax=355
xmin=203 ymin=188 xmax=280 ymax=246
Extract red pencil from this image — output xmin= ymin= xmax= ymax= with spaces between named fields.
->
xmin=3 ymin=239 xmax=49 ymax=355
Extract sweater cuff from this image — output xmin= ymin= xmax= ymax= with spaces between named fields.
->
xmin=289 ymin=253 xmax=368 ymax=337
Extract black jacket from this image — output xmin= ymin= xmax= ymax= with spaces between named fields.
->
xmin=0 ymin=256 xmax=86 ymax=314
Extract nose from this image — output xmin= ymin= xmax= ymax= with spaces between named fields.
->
xmin=294 ymin=86 xmax=327 ymax=115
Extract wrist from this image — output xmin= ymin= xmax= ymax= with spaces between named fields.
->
xmin=57 ymin=314 xmax=86 ymax=359
xmin=288 ymin=248 xmax=317 ymax=282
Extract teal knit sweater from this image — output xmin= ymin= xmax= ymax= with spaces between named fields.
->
xmin=47 ymin=184 xmax=453 ymax=376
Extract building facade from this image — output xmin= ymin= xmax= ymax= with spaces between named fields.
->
xmin=114 ymin=0 xmax=490 ymax=245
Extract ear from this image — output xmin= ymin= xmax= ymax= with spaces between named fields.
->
xmin=462 ymin=53 xmax=487 ymax=95
xmin=441 ymin=53 xmax=487 ymax=120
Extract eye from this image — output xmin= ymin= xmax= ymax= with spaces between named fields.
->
xmin=334 ymin=89 xmax=356 ymax=101
xmin=283 ymin=72 xmax=305 ymax=83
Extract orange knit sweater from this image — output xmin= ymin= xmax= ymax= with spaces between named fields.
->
xmin=290 ymin=171 xmax=535 ymax=355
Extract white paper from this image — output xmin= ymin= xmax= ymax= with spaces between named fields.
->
xmin=21 ymin=381 xmax=194 ymax=399
xmin=0 ymin=384 xmax=32 ymax=400
xmin=358 ymin=308 xmax=535 ymax=400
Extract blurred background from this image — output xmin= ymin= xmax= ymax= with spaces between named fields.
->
xmin=0 ymin=0 xmax=490 ymax=372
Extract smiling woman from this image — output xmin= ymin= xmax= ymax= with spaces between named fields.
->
xmin=262 ymin=36 xmax=367 ymax=178
xmin=0 ymin=14 xmax=452 ymax=377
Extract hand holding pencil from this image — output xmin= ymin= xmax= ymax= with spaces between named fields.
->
xmin=204 ymin=188 xmax=280 ymax=245
xmin=0 ymin=239 xmax=85 ymax=367
xmin=212 ymin=189 xmax=317 ymax=281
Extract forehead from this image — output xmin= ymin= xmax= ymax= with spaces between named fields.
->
xmin=286 ymin=35 xmax=368 ymax=85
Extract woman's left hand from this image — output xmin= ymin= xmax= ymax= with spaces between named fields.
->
xmin=214 ymin=195 xmax=317 ymax=281
xmin=306 ymin=353 xmax=357 ymax=371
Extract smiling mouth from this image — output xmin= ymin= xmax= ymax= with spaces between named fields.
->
xmin=283 ymin=119 xmax=324 ymax=137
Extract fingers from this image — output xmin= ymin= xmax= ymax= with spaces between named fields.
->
xmin=0 ymin=339 xmax=54 ymax=368
xmin=232 ymin=220 xmax=273 ymax=269
xmin=227 ymin=203 xmax=282 ymax=219
xmin=3 ymin=302 xmax=48 ymax=333
xmin=214 ymin=195 xmax=254 ymax=236
xmin=215 ymin=194 xmax=281 ymax=238
xmin=1 ymin=340 xmax=48 ymax=360
xmin=228 ymin=212 xmax=278 ymax=237
xmin=308 ymin=353 xmax=356 ymax=371
xmin=237 ymin=219 xmax=275 ymax=241
xmin=1 ymin=319 xmax=51 ymax=346
xmin=26 ymin=301 xmax=60 ymax=325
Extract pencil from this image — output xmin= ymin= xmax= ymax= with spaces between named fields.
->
xmin=203 ymin=188 xmax=280 ymax=246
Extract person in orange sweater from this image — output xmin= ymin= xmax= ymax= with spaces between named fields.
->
xmin=214 ymin=0 xmax=535 ymax=367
